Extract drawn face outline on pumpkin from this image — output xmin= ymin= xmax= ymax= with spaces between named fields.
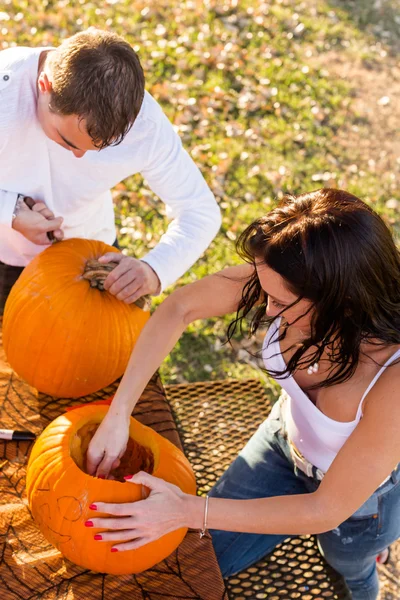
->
xmin=36 ymin=493 xmax=83 ymax=547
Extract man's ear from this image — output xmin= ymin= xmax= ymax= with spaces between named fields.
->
xmin=38 ymin=72 xmax=52 ymax=94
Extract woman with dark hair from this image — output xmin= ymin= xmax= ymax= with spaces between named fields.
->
xmin=86 ymin=189 xmax=400 ymax=600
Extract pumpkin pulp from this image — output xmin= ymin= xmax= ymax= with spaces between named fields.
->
xmin=70 ymin=422 xmax=154 ymax=482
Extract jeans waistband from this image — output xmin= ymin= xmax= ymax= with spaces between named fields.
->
xmin=276 ymin=392 xmax=325 ymax=482
xmin=288 ymin=441 xmax=325 ymax=481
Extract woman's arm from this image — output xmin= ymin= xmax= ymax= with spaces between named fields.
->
xmin=186 ymin=363 xmax=400 ymax=534
xmin=89 ymin=364 xmax=400 ymax=549
xmin=86 ymin=263 xmax=255 ymax=476
xmin=108 ymin=263 xmax=254 ymax=420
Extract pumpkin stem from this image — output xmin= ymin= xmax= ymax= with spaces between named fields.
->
xmin=82 ymin=259 xmax=150 ymax=311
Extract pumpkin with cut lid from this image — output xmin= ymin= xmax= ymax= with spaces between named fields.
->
xmin=3 ymin=238 xmax=150 ymax=397
xmin=25 ymin=403 xmax=197 ymax=574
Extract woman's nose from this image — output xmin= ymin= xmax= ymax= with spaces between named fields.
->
xmin=265 ymin=301 xmax=278 ymax=318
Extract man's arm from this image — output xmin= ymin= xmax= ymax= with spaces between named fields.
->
xmin=0 ymin=52 xmax=64 ymax=246
xmin=140 ymin=106 xmax=221 ymax=293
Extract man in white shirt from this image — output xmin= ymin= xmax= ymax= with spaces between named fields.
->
xmin=0 ymin=28 xmax=221 ymax=312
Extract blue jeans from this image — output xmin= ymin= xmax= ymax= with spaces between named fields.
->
xmin=209 ymin=398 xmax=400 ymax=599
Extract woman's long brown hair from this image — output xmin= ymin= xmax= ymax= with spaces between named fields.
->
xmin=228 ymin=188 xmax=400 ymax=388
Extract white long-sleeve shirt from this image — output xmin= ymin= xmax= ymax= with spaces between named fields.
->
xmin=0 ymin=46 xmax=221 ymax=292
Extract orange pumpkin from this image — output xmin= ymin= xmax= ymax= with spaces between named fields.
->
xmin=3 ymin=238 xmax=150 ymax=397
xmin=26 ymin=404 xmax=197 ymax=574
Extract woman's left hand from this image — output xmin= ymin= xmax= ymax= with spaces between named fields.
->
xmin=88 ymin=471 xmax=190 ymax=552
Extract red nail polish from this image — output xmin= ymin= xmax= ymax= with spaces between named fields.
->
xmin=111 ymin=548 xmax=118 ymax=553
xmin=94 ymin=534 xmax=102 ymax=540
xmin=89 ymin=504 xmax=97 ymax=510
xmin=85 ymin=520 xmax=94 ymax=527
xmin=98 ymin=475 xmax=105 ymax=479
xmin=123 ymin=475 xmax=133 ymax=480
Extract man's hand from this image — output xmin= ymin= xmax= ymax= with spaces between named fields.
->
xmin=12 ymin=199 xmax=64 ymax=245
xmin=99 ymin=253 xmax=161 ymax=304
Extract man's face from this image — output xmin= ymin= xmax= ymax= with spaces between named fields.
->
xmin=36 ymin=70 xmax=99 ymax=158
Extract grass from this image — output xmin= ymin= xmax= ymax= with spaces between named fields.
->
xmin=2 ymin=0 xmax=399 ymax=391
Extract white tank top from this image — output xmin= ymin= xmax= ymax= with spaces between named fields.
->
xmin=263 ymin=318 xmax=400 ymax=473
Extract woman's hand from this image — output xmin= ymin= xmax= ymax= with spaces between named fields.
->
xmin=86 ymin=414 xmax=130 ymax=478
xmin=87 ymin=471 xmax=193 ymax=551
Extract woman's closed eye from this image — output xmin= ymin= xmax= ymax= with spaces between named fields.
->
xmin=271 ymin=299 xmax=286 ymax=309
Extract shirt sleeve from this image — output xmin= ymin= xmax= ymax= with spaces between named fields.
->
xmin=0 ymin=189 xmax=18 ymax=227
xmin=140 ymin=110 xmax=221 ymax=293
xmin=0 ymin=51 xmax=29 ymax=228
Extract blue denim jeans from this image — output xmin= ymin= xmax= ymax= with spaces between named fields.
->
xmin=209 ymin=398 xmax=400 ymax=600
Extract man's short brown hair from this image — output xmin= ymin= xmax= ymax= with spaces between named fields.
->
xmin=46 ymin=28 xmax=145 ymax=149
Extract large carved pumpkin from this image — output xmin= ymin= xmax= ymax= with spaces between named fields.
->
xmin=3 ymin=238 xmax=150 ymax=397
xmin=26 ymin=404 xmax=197 ymax=574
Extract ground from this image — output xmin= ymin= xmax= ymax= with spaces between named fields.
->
xmin=2 ymin=0 xmax=400 ymax=596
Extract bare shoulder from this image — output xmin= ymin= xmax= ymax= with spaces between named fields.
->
xmin=172 ymin=263 xmax=256 ymax=323
xmin=362 ymin=346 xmax=400 ymax=416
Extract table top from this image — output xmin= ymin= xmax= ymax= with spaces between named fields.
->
xmin=0 ymin=318 xmax=228 ymax=600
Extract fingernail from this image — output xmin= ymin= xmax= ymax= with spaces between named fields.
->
xmin=84 ymin=520 xmax=94 ymax=527
xmin=94 ymin=534 xmax=102 ymax=540
xmin=111 ymin=548 xmax=118 ymax=553
xmin=98 ymin=475 xmax=105 ymax=479
xmin=89 ymin=504 xmax=97 ymax=510
xmin=124 ymin=475 xmax=133 ymax=480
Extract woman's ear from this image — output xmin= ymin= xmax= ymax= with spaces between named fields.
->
xmin=38 ymin=72 xmax=52 ymax=94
